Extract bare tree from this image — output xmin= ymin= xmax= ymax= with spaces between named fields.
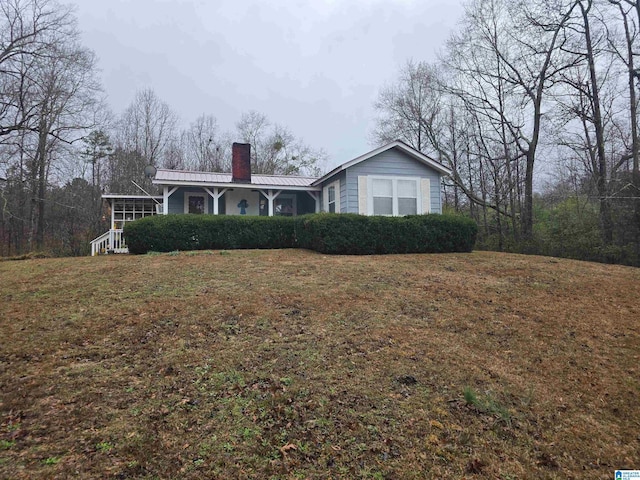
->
xmin=30 ymin=37 xmax=102 ymax=248
xmin=371 ymin=60 xmax=441 ymax=153
xmin=116 ymin=88 xmax=179 ymax=168
xmin=0 ymin=0 xmax=76 ymax=141
xmin=236 ymin=110 xmax=326 ymax=176
xmin=0 ymin=0 xmax=103 ymax=252
xmin=444 ymin=0 xmax=580 ymax=238
xmin=182 ymin=114 xmax=230 ymax=171
xmin=607 ymin=0 xmax=640 ymax=251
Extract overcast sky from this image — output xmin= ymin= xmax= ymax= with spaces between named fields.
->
xmin=72 ymin=0 xmax=465 ymax=171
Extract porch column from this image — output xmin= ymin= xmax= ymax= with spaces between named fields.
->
xmin=259 ymin=189 xmax=282 ymax=216
xmin=204 ymin=187 xmax=228 ymax=215
xmin=163 ymin=186 xmax=168 ymax=215
xmin=163 ymin=186 xmax=178 ymax=215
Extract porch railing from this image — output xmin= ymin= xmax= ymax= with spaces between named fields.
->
xmin=90 ymin=229 xmax=128 ymax=256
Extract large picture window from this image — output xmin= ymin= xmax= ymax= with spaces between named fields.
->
xmin=368 ymin=177 xmax=421 ymax=216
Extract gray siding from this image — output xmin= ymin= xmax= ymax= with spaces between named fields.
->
xmin=168 ymin=187 xmax=215 ymax=214
xmin=319 ymin=171 xmax=347 ymax=213
xmin=168 ymin=188 xmax=184 ymax=214
xmin=343 ymin=147 xmax=442 ymax=214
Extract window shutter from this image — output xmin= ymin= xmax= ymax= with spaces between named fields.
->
xmin=334 ymin=181 xmax=341 ymax=213
xmin=358 ymin=176 xmax=368 ymax=215
xmin=421 ymin=178 xmax=431 ymax=214
xmin=322 ymin=185 xmax=329 ymax=212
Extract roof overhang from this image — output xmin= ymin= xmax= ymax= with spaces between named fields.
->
xmin=152 ymin=179 xmax=321 ymax=192
xmin=313 ymin=140 xmax=452 ymax=186
xmin=102 ymin=194 xmax=163 ymax=200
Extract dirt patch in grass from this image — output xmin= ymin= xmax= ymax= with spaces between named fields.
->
xmin=1 ymin=250 xmax=639 ymax=479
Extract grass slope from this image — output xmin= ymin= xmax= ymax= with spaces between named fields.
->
xmin=0 ymin=250 xmax=639 ymax=479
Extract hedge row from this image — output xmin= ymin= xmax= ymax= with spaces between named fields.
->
xmin=124 ymin=213 xmax=477 ymax=255
xmin=297 ymin=213 xmax=477 ymax=254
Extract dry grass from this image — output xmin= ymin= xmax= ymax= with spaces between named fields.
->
xmin=0 ymin=249 xmax=638 ymax=479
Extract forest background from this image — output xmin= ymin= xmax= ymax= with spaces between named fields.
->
xmin=1 ymin=0 xmax=638 ymax=266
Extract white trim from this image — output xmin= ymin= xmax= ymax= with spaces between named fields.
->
xmin=258 ymin=189 xmax=282 ymax=216
xmin=203 ymin=187 xmax=228 ymax=215
xmin=163 ymin=186 xmax=178 ymax=215
xmin=323 ymin=180 xmax=340 ymax=213
xmin=184 ymin=192 xmax=209 ymax=214
xmin=333 ymin=180 xmax=341 ymax=213
xmin=366 ymin=175 xmax=423 ymax=216
xmin=102 ymin=194 xmax=163 ymax=200
xmin=313 ymin=140 xmax=452 ymax=186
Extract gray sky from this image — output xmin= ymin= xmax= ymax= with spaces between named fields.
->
xmin=73 ymin=0 xmax=464 ymax=171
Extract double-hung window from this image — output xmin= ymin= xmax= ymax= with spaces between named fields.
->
xmin=323 ymin=180 xmax=340 ymax=213
xmin=328 ymin=185 xmax=336 ymax=213
xmin=368 ymin=176 xmax=421 ymax=216
xmin=372 ymin=179 xmax=393 ymax=215
xmin=397 ymin=179 xmax=418 ymax=215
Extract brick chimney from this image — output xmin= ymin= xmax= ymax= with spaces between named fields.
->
xmin=232 ymin=143 xmax=251 ymax=183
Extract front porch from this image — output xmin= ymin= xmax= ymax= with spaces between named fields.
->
xmin=91 ymin=187 xmax=321 ymax=255
xmin=162 ymin=185 xmax=320 ymax=217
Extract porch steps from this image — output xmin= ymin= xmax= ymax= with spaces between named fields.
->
xmin=90 ymin=229 xmax=129 ymax=256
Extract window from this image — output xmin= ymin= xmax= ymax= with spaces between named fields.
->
xmin=112 ymin=198 xmax=158 ymax=229
xmin=323 ymin=180 xmax=340 ymax=213
xmin=372 ymin=179 xmax=393 ymax=215
xmin=367 ymin=177 xmax=421 ymax=216
xmin=328 ymin=186 xmax=336 ymax=213
xmin=397 ymin=179 xmax=417 ymax=215
xmin=185 ymin=193 xmax=207 ymax=214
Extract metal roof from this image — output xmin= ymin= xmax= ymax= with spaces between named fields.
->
xmin=153 ymin=169 xmax=319 ymax=188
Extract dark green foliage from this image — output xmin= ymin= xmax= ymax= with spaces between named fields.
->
xmin=124 ymin=213 xmax=478 ymax=255
xmin=294 ymin=213 xmax=477 ymax=254
xmin=124 ymin=215 xmax=297 ymax=254
xmin=528 ymin=197 xmax=639 ymax=266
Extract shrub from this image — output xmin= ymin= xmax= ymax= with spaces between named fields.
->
xmin=124 ymin=215 xmax=297 ymax=254
xmin=124 ymin=213 xmax=477 ymax=255
xmin=294 ymin=213 xmax=477 ymax=254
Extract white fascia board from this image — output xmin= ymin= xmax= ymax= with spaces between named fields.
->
xmin=102 ymin=194 xmax=163 ymax=199
xmin=152 ymin=180 xmax=321 ymax=192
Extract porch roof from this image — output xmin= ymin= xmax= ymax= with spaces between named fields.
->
xmin=153 ymin=169 xmax=321 ymax=191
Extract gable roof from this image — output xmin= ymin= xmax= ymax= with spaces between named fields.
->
xmin=153 ymin=169 xmax=319 ymax=190
xmin=312 ymin=140 xmax=452 ymax=186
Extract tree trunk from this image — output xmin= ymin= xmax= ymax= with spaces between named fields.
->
xmin=581 ymin=0 xmax=613 ymax=244
xmin=618 ymin=1 xmax=640 ymax=257
xmin=35 ymin=125 xmax=49 ymax=250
